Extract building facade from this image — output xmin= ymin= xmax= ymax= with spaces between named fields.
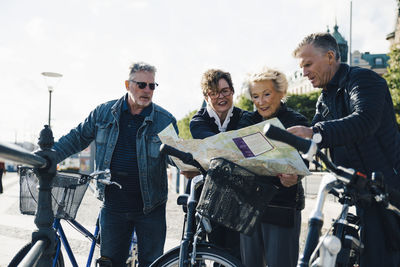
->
xmin=330 ymin=24 xmax=348 ymax=63
xmin=387 ymin=0 xmax=400 ymax=47
xmin=350 ymin=51 xmax=390 ymax=76
xmin=287 ymin=70 xmax=318 ymax=95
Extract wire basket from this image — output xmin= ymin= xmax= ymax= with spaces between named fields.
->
xmin=196 ymin=158 xmax=280 ymax=235
xmin=19 ymin=168 xmax=89 ymax=220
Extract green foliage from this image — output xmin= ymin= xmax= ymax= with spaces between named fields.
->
xmin=384 ymin=44 xmax=400 ymax=125
xmin=177 ymin=110 xmax=197 ymax=139
xmin=285 ymin=91 xmax=320 ymax=123
xmin=235 ymin=94 xmax=254 ymax=111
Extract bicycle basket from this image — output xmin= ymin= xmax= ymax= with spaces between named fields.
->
xmin=196 ymin=158 xmax=279 ymax=235
xmin=19 ymin=168 xmax=89 ymax=220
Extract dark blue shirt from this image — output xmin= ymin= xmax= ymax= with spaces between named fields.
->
xmin=105 ymin=97 xmax=152 ymax=212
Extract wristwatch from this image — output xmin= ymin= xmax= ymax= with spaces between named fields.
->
xmin=312 ymin=126 xmax=322 ymax=143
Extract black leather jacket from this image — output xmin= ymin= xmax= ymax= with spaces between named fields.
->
xmin=313 ymin=63 xmax=400 ymax=188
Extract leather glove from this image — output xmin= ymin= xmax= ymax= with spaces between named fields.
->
xmin=34 ymin=149 xmax=57 ymax=181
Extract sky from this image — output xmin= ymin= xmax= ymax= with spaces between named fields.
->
xmin=0 ymin=0 xmax=398 ymax=144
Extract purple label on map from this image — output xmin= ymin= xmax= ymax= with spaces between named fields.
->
xmin=233 ymin=137 xmax=255 ymax=158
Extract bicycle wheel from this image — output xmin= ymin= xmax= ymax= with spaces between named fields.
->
xmin=8 ymin=242 xmax=65 ymax=267
xmin=151 ymin=245 xmax=243 ymax=267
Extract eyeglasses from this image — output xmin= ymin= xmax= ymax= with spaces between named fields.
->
xmin=207 ymin=88 xmax=233 ymax=99
xmin=129 ymin=80 xmax=158 ymax=90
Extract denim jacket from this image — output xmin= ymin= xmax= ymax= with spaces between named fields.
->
xmin=53 ymin=94 xmax=178 ymax=214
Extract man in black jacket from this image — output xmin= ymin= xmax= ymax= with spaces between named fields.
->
xmin=289 ymin=32 xmax=400 ymax=267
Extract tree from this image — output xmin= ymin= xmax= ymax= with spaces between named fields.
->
xmin=285 ymin=91 xmax=320 ymax=123
xmin=384 ymin=44 xmax=400 ymax=125
xmin=235 ymin=94 xmax=254 ymax=111
xmin=177 ymin=110 xmax=197 ymax=139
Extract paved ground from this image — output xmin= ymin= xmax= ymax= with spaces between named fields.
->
xmin=0 ymin=171 xmax=348 ymax=266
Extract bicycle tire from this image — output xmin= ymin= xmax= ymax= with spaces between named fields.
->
xmin=8 ymin=242 xmax=65 ymax=267
xmin=151 ymin=245 xmax=244 ymax=267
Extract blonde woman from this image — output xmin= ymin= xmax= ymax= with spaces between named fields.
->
xmin=238 ymin=67 xmax=309 ymax=267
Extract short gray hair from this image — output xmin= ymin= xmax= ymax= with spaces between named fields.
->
xmin=244 ymin=67 xmax=288 ymax=97
xmin=128 ymin=62 xmax=157 ymax=79
xmin=293 ymin=32 xmax=340 ymax=61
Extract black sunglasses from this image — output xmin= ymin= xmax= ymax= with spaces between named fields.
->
xmin=129 ymin=80 xmax=158 ymax=90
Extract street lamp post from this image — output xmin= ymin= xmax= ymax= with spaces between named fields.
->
xmin=48 ymin=86 xmax=53 ymax=127
xmin=41 ymin=72 xmax=63 ymax=129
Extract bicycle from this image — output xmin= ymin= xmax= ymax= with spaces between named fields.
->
xmin=7 ymin=168 xmax=138 ymax=267
xmin=263 ymin=123 xmax=400 ymax=267
xmin=150 ymin=144 xmax=280 ymax=267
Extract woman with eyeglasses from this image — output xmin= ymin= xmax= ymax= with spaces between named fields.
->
xmin=238 ymin=67 xmax=309 ymax=267
xmin=185 ymin=69 xmax=247 ymax=262
xmin=190 ymin=69 xmax=246 ymax=139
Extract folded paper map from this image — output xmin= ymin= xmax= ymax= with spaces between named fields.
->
xmin=158 ymin=117 xmax=311 ymax=176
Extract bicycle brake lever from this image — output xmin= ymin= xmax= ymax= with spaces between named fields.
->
xmin=111 ymin=181 xmax=122 ymax=189
xmin=90 ymin=169 xmax=111 ymax=178
xmin=97 ymin=179 xmax=122 ymax=189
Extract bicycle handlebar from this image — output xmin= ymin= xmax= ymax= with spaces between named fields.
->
xmin=0 ymin=141 xmax=47 ymax=168
xmin=264 ymin=123 xmax=400 ymax=213
xmin=160 ymin=144 xmax=194 ymax=164
xmin=61 ymin=169 xmax=122 ymax=189
xmin=160 ymin=144 xmax=207 ymax=176
xmin=264 ymin=123 xmax=312 ymax=154
xmin=264 ymin=124 xmax=354 ymax=181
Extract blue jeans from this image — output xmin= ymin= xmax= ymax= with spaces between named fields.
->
xmin=99 ymin=204 xmax=166 ymax=267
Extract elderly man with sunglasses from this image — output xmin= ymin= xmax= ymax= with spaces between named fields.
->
xmin=51 ymin=62 xmax=178 ymax=266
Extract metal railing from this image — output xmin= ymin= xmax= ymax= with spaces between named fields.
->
xmin=1 ymin=125 xmax=57 ymax=266
xmin=0 ymin=142 xmax=46 ymax=168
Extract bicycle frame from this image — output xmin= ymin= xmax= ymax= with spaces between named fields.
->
xmin=16 ymin=168 xmax=133 ymax=266
xmin=52 ymin=187 xmax=137 ymax=267
xmin=52 ymin=212 xmax=138 ymax=267
xmin=2 ymin=129 xmax=137 ymax=266
xmin=52 ymin=216 xmax=100 ymax=267
xmin=151 ymin=144 xmax=244 ymax=267
xmin=299 ymin=174 xmax=337 ymax=266
xmin=299 ymin=173 xmax=362 ymax=267
xmin=178 ymin=174 xmax=212 ymax=266
xmin=263 ymin=123 xmax=400 ymax=267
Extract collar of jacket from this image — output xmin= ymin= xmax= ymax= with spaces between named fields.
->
xmin=111 ymin=93 xmax=155 ymax=124
xmin=326 ymin=63 xmax=354 ymax=93
xmin=198 ymin=106 xmax=223 ymax=133
xmin=199 ymin=106 xmax=212 ymax=120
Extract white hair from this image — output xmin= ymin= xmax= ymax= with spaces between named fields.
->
xmin=243 ymin=67 xmax=288 ymax=97
xmin=128 ymin=61 xmax=157 ymax=79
